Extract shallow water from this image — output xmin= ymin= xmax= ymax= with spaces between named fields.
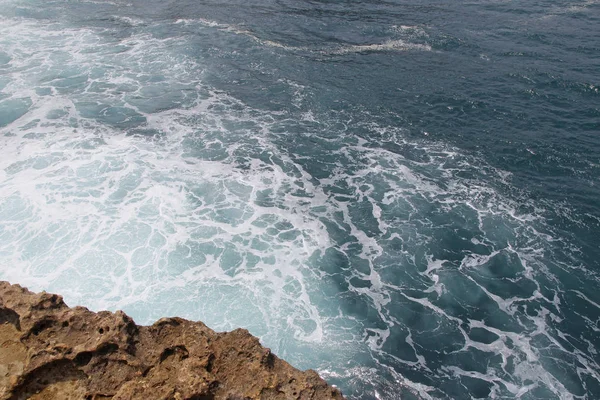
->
xmin=0 ymin=0 xmax=599 ymax=399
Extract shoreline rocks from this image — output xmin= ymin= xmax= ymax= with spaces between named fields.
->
xmin=0 ymin=282 xmax=344 ymax=400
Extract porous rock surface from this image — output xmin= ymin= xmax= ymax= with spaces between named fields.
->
xmin=0 ymin=282 xmax=344 ymax=400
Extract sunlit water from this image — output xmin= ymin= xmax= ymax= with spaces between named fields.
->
xmin=0 ymin=1 xmax=599 ymax=399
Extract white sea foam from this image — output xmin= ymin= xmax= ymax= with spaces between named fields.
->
xmin=111 ymin=16 xmax=145 ymax=27
xmin=172 ymin=17 xmax=430 ymax=54
xmin=326 ymin=39 xmax=432 ymax=55
xmin=0 ymin=16 xmax=333 ymax=350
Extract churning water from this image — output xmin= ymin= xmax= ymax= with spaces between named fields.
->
xmin=0 ymin=0 xmax=599 ymax=398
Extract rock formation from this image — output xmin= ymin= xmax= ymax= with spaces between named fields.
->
xmin=0 ymin=282 xmax=344 ymax=400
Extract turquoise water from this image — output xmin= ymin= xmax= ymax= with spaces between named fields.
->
xmin=0 ymin=0 xmax=599 ymax=398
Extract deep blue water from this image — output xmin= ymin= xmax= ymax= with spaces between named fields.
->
xmin=0 ymin=0 xmax=599 ymax=399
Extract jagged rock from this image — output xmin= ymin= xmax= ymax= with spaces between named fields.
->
xmin=0 ymin=282 xmax=344 ymax=400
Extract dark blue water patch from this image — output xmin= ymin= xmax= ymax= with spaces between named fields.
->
xmin=0 ymin=98 xmax=32 ymax=128
xmin=0 ymin=52 xmax=11 ymax=66
xmin=75 ymin=101 xmax=146 ymax=129
xmin=467 ymin=327 xmax=499 ymax=344
xmin=124 ymin=83 xmax=198 ymax=114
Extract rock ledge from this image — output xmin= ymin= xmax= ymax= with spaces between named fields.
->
xmin=0 ymin=282 xmax=344 ymax=400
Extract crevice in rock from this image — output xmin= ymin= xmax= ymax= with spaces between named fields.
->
xmin=159 ymin=345 xmax=190 ymax=363
xmin=27 ymin=317 xmax=56 ymax=337
xmin=0 ymin=307 xmax=21 ymax=330
xmin=8 ymin=359 xmax=87 ymax=400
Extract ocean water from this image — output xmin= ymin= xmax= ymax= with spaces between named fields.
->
xmin=0 ymin=0 xmax=599 ymax=398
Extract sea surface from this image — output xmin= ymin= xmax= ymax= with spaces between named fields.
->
xmin=0 ymin=0 xmax=599 ymax=398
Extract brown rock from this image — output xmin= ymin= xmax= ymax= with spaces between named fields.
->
xmin=0 ymin=282 xmax=344 ymax=400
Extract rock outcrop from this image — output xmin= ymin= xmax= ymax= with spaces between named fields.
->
xmin=0 ymin=282 xmax=344 ymax=400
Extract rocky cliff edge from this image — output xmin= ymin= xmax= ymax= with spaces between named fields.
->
xmin=0 ymin=282 xmax=344 ymax=400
